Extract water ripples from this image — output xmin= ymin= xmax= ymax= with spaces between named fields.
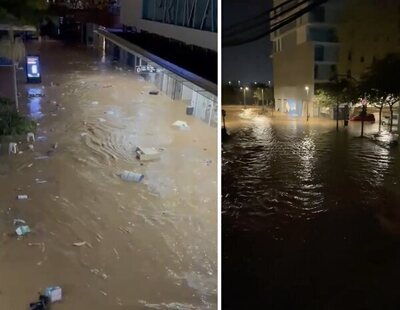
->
xmin=223 ymin=114 xmax=399 ymax=233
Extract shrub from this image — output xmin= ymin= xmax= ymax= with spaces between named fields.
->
xmin=0 ymin=97 xmax=36 ymax=136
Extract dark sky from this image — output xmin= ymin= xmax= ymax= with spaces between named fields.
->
xmin=222 ymin=0 xmax=273 ymax=84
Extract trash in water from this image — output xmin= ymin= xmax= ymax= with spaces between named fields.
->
xmin=29 ymin=294 xmax=50 ymax=310
xmin=91 ymin=101 xmax=99 ymax=105
xmin=136 ymin=146 xmax=160 ymax=161
xmin=36 ymin=136 xmax=47 ymax=141
xmin=172 ymin=120 xmax=190 ymax=130
xmin=119 ymin=170 xmax=144 ymax=183
xmin=35 ymin=178 xmax=47 ymax=184
xmin=203 ymin=160 xmax=212 ymax=166
xmin=105 ymin=110 xmax=114 ymax=115
xmin=103 ymin=84 xmax=112 ymax=88
xmin=35 ymin=156 xmax=49 ymax=160
xmin=81 ymin=132 xmax=88 ymax=137
xmin=17 ymin=194 xmax=28 ymax=200
xmin=149 ymin=90 xmax=159 ymax=95
xmin=53 ymin=143 xmax=58 ymax=149
xmin=13 ymin=219 xmax=26 ymax=225
xmin=44 ymin=286 xmax=62 ymax=303
xmin=73 ymin=241 xmax=87 ymax=247
xmin=28 ymin=163 xmax=33 ymax=168
xmin=16 ymin=225 xmax=31 ymax=236
xmin=91 ymin=268 xmax=108 ymax=280
xmin=98 ymin=118 xmax=106 ymax=122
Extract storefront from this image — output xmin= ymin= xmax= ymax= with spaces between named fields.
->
xmin=94 ymin=27 xmax=217 ymax=127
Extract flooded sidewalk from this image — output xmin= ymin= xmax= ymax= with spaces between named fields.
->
xmin=0 ymin=41 xmax=217 ymax=309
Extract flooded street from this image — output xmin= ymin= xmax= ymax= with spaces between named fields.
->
xmin=0 ymin=41 xmax=217 ymax=309
xmin=223 ymin=106 xmax=400 ymax=309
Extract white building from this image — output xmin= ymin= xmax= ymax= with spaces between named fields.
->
xmin=120 ymin=0 xmax=217 ymax=52
xmin=93 ymin=0 xmax=217 ymax=126
xmin=271 ymin=0 xmax=343 ymax=117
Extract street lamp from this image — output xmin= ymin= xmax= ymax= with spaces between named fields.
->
xmin=241 ymin=86 xmax=249 ymax=109
xmin=261 ymin=88 xmax=265 ymax=112
xmin=305 ymin=86 xmax=310 ymax=121
xmin=228 ymin=81 xmax=231 ymax=85
xmin=238 ymin=80 xmax=241 ymax=86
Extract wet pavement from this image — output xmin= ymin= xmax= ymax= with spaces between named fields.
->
xmin=222 ymin=106 xmax=400 ymax=309
xmin=0 ymin=41 xmax=217 ymax=309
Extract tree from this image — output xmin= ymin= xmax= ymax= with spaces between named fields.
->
xmin=253 ymin=86 xmax=273 ymax=111
xmin=362 ymin=89 xmax=387 ymax=133
xmin=360 ymin=54 xmax=400 ymax=133
xmin=314 ymin=78 xmax=357 ymax=131
xmin=0 ymin=0 xmax=48 ymax=25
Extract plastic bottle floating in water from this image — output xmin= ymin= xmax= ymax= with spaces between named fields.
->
xmin=119 ymin=170 xmax=144 ymax=183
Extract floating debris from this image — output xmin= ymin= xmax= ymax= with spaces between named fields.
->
xmin=73 ymin=241 xmax=87 ymax=247
xmin=119 ymin=170 xmax=144 ymax=183
xmin=16 ymin=225 xmax=31 ymax=236
xmin=13 ymin=219 xmax=26 ymax=225
xmin=172 ymin=120 xmax=190 ymax=130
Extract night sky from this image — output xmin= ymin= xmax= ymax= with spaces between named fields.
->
xmin=222 ymin=0 xmax=273 ymax=84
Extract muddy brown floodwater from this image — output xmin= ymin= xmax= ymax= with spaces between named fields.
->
xmin=0 ymin=41 xmax=217 ymax=309
xmin=223 ymin=106 xmax=400 ymax=309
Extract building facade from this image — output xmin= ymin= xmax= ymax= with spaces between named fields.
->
xmin=271 ymin=0 xmax=400 ymax=120
xmin=93 ymin=0 xmax=218 ymax=127
xmin=337 ymin=0 xmax=400 ymax=81
xmin=120 ymin=0 xmax=217 ymax=51
xmin=271 ymin=0 xmax=343 ymax=117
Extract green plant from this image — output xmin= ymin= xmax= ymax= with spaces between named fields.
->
xmin=0 ymin=97 xmax=36 ymax=136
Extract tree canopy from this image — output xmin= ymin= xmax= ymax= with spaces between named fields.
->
xmin=0 ymin=0 xmax=48 ymax=25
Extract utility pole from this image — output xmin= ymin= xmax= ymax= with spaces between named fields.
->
xmin=336 ymin=98 xmax=339 ymax=131
xmin=305 ymin=86 xmax=309 ymax=121
xmin=261 ymin=88 xmax=264 ymax=112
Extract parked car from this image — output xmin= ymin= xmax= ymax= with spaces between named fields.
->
xmin=381 ymin=115 xmax=399 ymax=126
xmin=351 ymin=114 xmax=375 ymax=122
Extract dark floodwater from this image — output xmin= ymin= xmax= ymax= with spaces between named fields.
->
xmin=222 ymin=107 xmax=400 ymax=309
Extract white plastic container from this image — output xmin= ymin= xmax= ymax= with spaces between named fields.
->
xmin=119 ymin=170 xmax=144 ymax=183
xmin=45 ymin=286 xmax=62 ymax=303
xmin=17 ymin=195 xmax=28 ymax=200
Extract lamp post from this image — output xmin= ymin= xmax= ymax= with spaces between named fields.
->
xmin=261 ymin=88 xmax=265 ymax=112
xmin=241 ymin=86 xmax=249 ymax=109
xmin=305 ymin=86 xmax=310 ymax=121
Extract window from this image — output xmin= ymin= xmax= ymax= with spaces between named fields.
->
xmin=315 ymin=45 xmax=324 ymax=61
xmin=308 ymin=27 xmax=338 ymax=42
xmin=314 ymin=65 xmax=319 ymax=79
xmin=309 ymin=6 xmax=325 ymax=23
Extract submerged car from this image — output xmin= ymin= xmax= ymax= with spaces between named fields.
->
xmin=351 ymin=114 xmax=375 ymax=122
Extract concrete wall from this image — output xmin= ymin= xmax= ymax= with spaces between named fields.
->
xmin=120 ymin=0 xmax=217 ymax=51
xmin=273 ymin=42 xmax=314 ymax=96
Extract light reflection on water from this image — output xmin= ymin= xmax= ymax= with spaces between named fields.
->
xmin=222 ymin=107 xmax=400 ymax=309
xmin=27 ymin=88 xmax=44 ymax=119
xmin=223 ymin=108 xmax=398 ymax=231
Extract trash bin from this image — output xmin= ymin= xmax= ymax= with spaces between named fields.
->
xmin=186 ymin=106 xmax=194 ymax=115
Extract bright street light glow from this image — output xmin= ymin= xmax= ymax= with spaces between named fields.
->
xmin=245 ymin=87 xmax=249 ymax=90
xmin=305 ymin=86 xmax=309 ymax=91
